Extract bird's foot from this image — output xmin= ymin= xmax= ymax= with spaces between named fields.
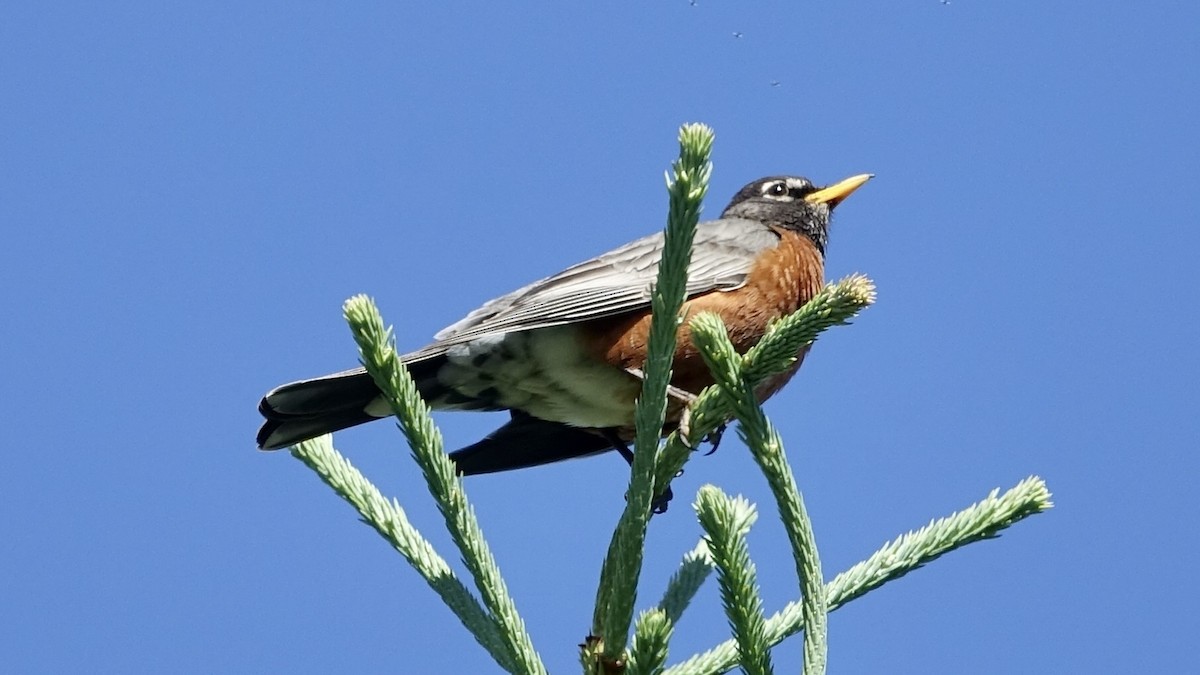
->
xmin=702 ymin=423 xmax=727 ymax=456
xmin=605 ymin=428 xmax=673 ymax=515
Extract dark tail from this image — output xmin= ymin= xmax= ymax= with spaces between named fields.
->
xmin=450 ymin=411 xmax=616 ymax=475
xmin=257 ymin=368 xmax=382 ymax=450
xmin=257 ymin=358 xmax=450 ymax=450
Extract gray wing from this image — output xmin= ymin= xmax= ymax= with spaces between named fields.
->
xmin=403 ymin=218 xmax=779 ymax=361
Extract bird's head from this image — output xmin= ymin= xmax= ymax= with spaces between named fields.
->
xmin=721 ymin=174 xmax=872 ymax=255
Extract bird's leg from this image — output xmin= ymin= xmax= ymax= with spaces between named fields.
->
xmin=623 ymin=367 xmax=700 ymax=405
xmin=604 ymin=428 xmax=637 ymax=466
xmin=601 ymin=428 xmax=672 ymax=514
xmin=676 ymin=406 xmax=727 ymax=455
xmin=624 ymin=367 xmax=701 ymax=445
xmin=624 ymin=367 xmax=723 ymax=455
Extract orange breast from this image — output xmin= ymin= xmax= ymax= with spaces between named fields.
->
xmin=580 ymin=228 xmax=825 ymax=400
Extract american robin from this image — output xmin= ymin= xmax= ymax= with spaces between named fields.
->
xmin=258 ymin=173 xmax=870 ymax=477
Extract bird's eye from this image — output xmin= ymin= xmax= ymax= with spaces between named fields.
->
xmin=766 ymin=182 xmax=788 ymax=197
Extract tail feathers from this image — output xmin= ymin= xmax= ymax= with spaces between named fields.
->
xmin=257 ymin=358 xmax=453 ymax=450
xmin=260 ymin=368 xmax=380 ymax=417
xmin=257 ymin=407 xmax=381 ymax=450
xmin=257 ymin=368 xmax=384 ymax=450
xmin=450 ymin=411 xmax=616 ymax=475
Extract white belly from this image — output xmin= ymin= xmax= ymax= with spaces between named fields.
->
xmin=434 ymin=326 xmax=640 ymax=428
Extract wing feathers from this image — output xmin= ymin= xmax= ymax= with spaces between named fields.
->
xmin=423 ymin=219 xmax=778 ymax=355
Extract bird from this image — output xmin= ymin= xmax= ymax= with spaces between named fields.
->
xmin=258 ymin=174 xmax=870 ymax=481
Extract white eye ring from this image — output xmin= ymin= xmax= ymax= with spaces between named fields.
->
xmin=764 ymin=182 xmax=790 ymax=198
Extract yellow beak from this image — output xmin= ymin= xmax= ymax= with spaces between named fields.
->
xmin=804 ymin=173 xmax=873 ymax=207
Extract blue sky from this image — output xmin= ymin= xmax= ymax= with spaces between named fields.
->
xmin=2 ymin=2 xmax=1197 ymax=672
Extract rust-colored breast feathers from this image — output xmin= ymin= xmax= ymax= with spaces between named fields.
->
xmin=581 ymin=228 xmax=824 ymax=396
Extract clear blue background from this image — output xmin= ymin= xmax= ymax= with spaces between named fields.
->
xmin=2 ymin=2 xmax=1196 ymax=673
